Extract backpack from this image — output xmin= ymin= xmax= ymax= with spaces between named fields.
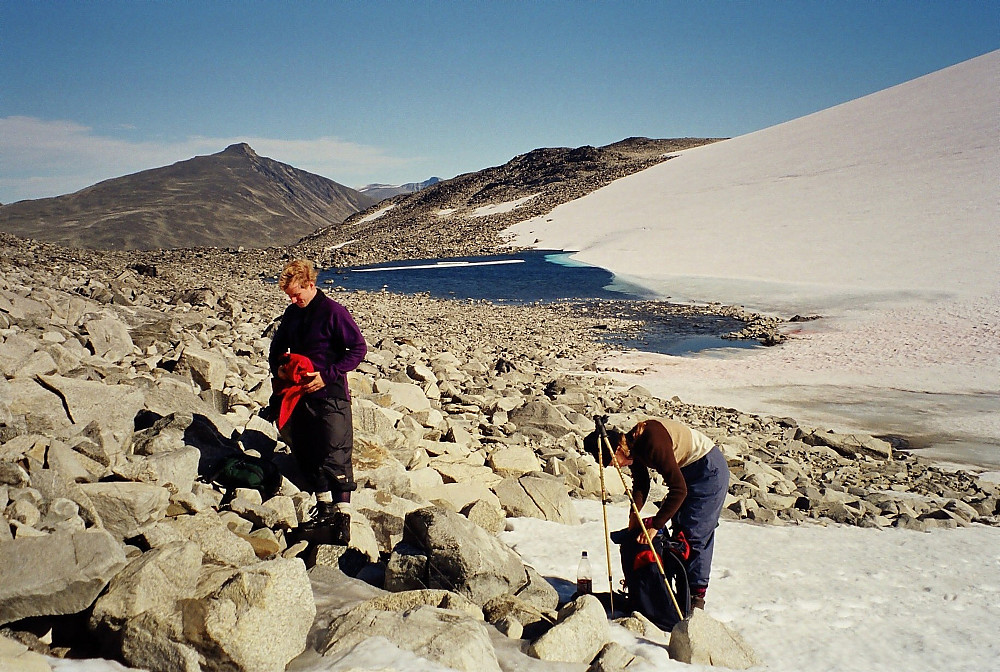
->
xmin=210 ymin=453 xmax=282 ymax=502
xmin=618 ymin=531 xmax=691 ymax=631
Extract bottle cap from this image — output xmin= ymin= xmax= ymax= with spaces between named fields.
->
xmin=582 ymin=551 xmax=588 ymax=557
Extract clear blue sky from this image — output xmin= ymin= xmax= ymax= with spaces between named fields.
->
xmin=1 ymin=1 xmax=997 ymax=203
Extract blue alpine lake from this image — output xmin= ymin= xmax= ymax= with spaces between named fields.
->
xmin=320 ymin=250 xmax=761 ymax=356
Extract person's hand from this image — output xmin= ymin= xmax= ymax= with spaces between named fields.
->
xmin=636 ymin=517 xmax=660 ymax=544
xmin=301 ymin=370 xmax=325 ymax=394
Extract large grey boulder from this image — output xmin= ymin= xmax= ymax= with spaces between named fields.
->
xmin=389 ymin=506 xmax=528 ymax=606
xmin=373 ymin=379 xmax=432 ymax=413
xmin=351 ymin=398 xmax=403 ymax=444
xmin=0 ymin=333 xmax=40 ymax=377
xmin=175 ymin=346 xmax=228 ymax=392
xmin=493 ymin=474 xmax=579 ymax=524
xmin=90 ymin=541 xmax=202 ymax=629
xmin=133 ymin=412 xmax=240 ymax=477
xmin=416 ymin=481 xmax=499 ymax=514
xmin=37 ymin=374 xmax=144 ymax=454
xmin=0 ymin=529 xmax=127 ymax=625
xmin=45 ymin=438 xmax=107 ymax=482
xmin=77 ymin=482 xmax=171 ymax=540
xmin=29 ymin=468 xmax=104 ymax=528
xmin=798 ymin=428 xmax=893 ymax=461
xmin=168 ymin=512 xmax=258 ymax=566
xmin=508 ymin=399 xmax=577 ymax=437
xmin=0 ymin=287 xmax=50 ymax=322
xmin=181 ymin=557 xmax=314 ymax=672
xmin=113 ymin=447 xmax=201 ymax=493
xmin=119 ymin=610 xmax=201 ymax=672
xmin=487 ymin=444 xmax=542 ymax=478
xmin=668 ymin=609 xmax=762 ymax=668
xmin=528 ymin=594 xmax=610 ymax=663
xmin=141 ymin=381 xmax=236 ymax=441
xmin=318 ymin=602 xmax=499 ymax=672
xmin=84 ymin=316 xmax=135 ymax=362
xmin=515 ymin=564 xmax=560 ymax=613
xmin=483 ymin=593 xmax=554 ymax=640
xmin=364 ymin=588 xmax=484 ymax=619
xmin=353 ymin=487 xmax=427 ymax=553
xmin=589 ymin=641 xmax=640 ymax=672
xmin=4 ymin=378 xmax=72 ymax=434
xmin=9 ymin=350 xmax=58 ymax=379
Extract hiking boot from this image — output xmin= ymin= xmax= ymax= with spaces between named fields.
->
xmin=691 ymin=594 xmax=706 ymax=610
xmin=302 ymin=500 xmax=336 ymax=526
xmin=331 ymin=511 xmax=351 ymax=546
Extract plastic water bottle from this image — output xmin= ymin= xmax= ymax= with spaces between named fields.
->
xmin=576 ymin=551 xmax=593 ymax=595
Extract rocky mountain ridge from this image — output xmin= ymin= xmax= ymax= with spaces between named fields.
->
xmin=0 ymin=144 xmax=376 ymax=251
xmin=295 ymin=137 xmax=722 ymax=268
xmin=358 ymin=177 xmax=441 ymax=202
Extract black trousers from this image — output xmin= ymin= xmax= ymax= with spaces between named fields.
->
xmin=280 ymin=395 xmax=356 ymax=495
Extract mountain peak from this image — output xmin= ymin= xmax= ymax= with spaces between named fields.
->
xmin=221 ymin=142 xmax=258 ymax=158
xmin=0 ymin=143 xmax=377 ymax=249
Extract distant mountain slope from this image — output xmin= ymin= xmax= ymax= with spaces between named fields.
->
xmin=297 ymin=137 xmax=721 ymax=267
xmin=0 ymin=143 xmax=377 ymax=250
xmin=359 ymin=177 xmax=441 ymax=202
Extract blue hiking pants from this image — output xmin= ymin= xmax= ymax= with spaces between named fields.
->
xmin=673 ymin=446 xmax=729 ymax=589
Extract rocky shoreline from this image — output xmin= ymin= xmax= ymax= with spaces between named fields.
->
xmin=2 ymin=234 xmax=998 ymax=671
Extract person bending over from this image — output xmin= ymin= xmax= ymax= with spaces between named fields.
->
xmin=587 ymin=418 xmax=729 ymax=609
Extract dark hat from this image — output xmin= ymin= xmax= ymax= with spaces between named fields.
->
xmin=583 ymin=427 xmax=623 ymax=467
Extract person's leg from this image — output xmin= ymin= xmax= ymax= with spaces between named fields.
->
xmin=314 ymin=397 xmax=356 ymax=543
xmin=282 ymin=400 xmax=324 ymax=493
xmin=672 ymin=446 xmax=729 ymax=607
xmin=284 ymin=399 xmax=344 ymax=538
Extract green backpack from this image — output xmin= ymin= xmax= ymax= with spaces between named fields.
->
xmin=211 ymin=454 xmax=282 ymax=500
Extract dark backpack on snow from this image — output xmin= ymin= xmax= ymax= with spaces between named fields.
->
xmin=618 ymin=531 xmax=691 ymax=631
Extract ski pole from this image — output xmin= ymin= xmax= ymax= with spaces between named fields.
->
xmin=597 ymin=424 xmax=615 ymax=613
xmin=596 ymin=416 xmax=685 ymax=622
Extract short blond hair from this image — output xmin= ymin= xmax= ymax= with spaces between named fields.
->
xmin=279 ymin=259 xmax=318 ymax=290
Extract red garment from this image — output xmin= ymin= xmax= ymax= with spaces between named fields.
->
xmin=633 ymin=549 xmax=661 ymax=571
xmin=274 ymin=353 xmax=315 ymax=430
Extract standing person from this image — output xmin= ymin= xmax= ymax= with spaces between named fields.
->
xmin=269 ymin=259 xmax=367 ymax=544
xmin=586 ymin=418 xmax=729 ymax=610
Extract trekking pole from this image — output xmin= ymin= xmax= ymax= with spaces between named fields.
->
xmin=596 ymin=423 xmax=615 ymax=613
xmin=596 ymin=416 xmax=685 ymax=623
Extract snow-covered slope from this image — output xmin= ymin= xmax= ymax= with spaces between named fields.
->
xmin=508 ymin=51 xmax=999 ymax=311
xmin=507 ymin=51 xmax=1000 ymax=467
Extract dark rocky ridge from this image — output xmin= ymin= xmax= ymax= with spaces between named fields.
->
xmin=295 ymin=137 xmax=722 ymax=268
xmin=0 ymin=144 xmax=376 ymax=251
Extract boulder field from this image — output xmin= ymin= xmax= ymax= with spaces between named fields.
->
xmin=2 ymin=237 xmax=996 ymax=671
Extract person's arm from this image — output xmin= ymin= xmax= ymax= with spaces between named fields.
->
xmin=633 ymin=421 xmax=688 ymax=532
xmin=308 ymin=302 xmax=367 ymax=391
xmin=329 ymin=306 xmax=367 ymax=373
xmin=629 ymin=461 xmax=650 ymax=530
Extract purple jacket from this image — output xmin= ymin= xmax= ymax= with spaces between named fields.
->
xmin=268 ymin=289 xmax=367 ymax=401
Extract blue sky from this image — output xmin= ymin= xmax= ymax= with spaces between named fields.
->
xmin=1 ymin=1 xmax=997 ymax=204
